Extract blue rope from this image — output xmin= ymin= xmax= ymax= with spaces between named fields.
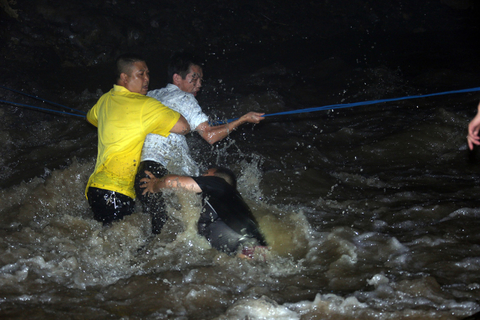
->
xmin=0 ymin=99 xmax=86 ymax=118
xmin=211 ymin=87 xmax=480 ymax=125
xmin=0 ymin=85 xmax=87 ymax=115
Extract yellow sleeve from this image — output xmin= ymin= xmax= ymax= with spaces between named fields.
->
xmin=143 ymin=98 xmax=181 ymax=137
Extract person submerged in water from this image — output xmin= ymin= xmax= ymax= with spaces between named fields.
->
xmin=139 ymin=167 xmax=268 ymax=258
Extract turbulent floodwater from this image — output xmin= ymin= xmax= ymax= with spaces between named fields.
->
xmin=2 ymin=38 xmax=480 ymax=319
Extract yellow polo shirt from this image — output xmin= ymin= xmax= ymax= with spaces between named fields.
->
xmin=85 ymin=85 xmax=181 ymax=199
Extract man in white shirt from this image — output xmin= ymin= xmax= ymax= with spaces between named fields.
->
xmin=135 ymin=52 xmax=264 ymax=234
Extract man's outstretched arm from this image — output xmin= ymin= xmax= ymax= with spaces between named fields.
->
xmin=140 ymin=171 xmax=201 ymax=195
xmin=196 ymin=112 xmax=264 ymax=145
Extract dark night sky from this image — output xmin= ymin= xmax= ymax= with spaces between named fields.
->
xmin=0 ymin=0 xmax=479 ymax=94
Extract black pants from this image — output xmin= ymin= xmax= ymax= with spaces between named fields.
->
xmin=134 ymin=161 xmax=169 ymax=234
xmin=198 ymin=203 xmax=262 ymax=255
xmin=87 ymin=187 xmax=135 ymax=225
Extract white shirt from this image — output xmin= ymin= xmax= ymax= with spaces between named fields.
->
xmin=140 ymin=84 xmax=209 ymax=175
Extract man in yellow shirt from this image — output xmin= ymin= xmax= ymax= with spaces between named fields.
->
xmin=85 ymin=54 xmax=190 ymax=225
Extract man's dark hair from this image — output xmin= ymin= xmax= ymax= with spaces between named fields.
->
xmin=167 ymin=52 xmax=202 ymax=82
xmin=115 ymin=53 xmax=145 ymax=80
xmin=212 ymin=167 xmax=237 ymax=189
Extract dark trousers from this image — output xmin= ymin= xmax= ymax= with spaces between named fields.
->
xmin=134 ymin=161 xmax=169 ymax=234
xmin=198 ymin=203 xmax=263 ymax=255
xmin=199 ymin=220 xmax=244 ymax=254
xmin=87 ymin=187 xmax=135 ymax=225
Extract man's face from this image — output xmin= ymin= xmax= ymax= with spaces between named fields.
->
xmin=176 ymin=64 xmax=203 ymax=96
xmin=123 ymin=61 xmax=150 ymax=95
xmin=202 ymin=168 xmax=217 ymax=176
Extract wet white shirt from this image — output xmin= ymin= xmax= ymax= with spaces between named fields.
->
xmin=141 ymin=84 xmax=209 ymax=175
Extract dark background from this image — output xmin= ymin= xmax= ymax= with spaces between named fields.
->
xmin=1 ymin=0 xmax=479 ymax=92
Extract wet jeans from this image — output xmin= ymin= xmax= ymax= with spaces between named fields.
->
xmin=87 ymin=187 xmax=135 ymax=225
